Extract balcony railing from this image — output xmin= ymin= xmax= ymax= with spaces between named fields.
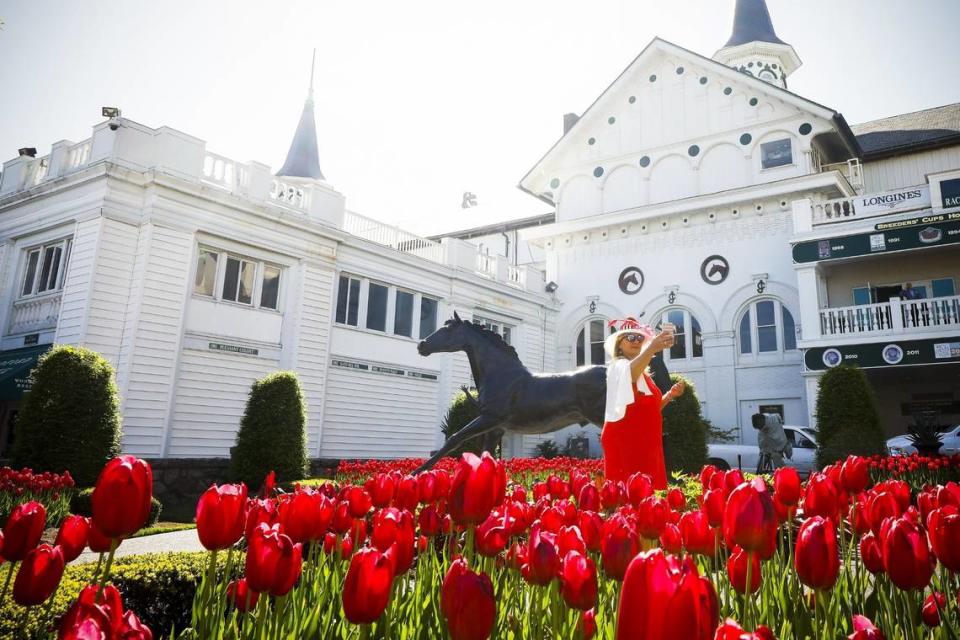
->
xmin=343 ymin=211 xmax=444 ymax=264
xmin=809 ymin=184 xmax=931 ymax=227
xmin=819 ymin=295 xmax=960 ymax=338
xmin=7 ymin=293 xmax=63 ymax=336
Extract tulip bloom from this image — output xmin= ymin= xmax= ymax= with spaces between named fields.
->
xmin=867 ymin=491 xmax=902 ymax=536
xmin=244 ymin=523 xmax=303 ymax=596
xmin=394 ymin=475 xmax=420 ymax=512
xmin=2 ymin=501 xmax=46 ymax=562
xmin=523 ymin=523 xmax=560 ymax=585
xmin=637 ymin=496 xmax=669 ymax=540
xmin=660 ymin=523 xmax=683 ymax=555
xmin=92 ymin=455 xmax=153 ymax=539
xmin=848 ymin=615 xmax=886 ymax=640
xmin=773 ymin=467 xmax=802 ymax=507
xmin=560 ymin=550 xmax=598 ymax=611
xmin=227 ymin=578 xmax=260 ymax=613
xmin=922 ymin=592 xmax=947 ymax=628
xmin=840 ymin=456 xmax=869 ymax=494
xmin=880 ymin=516 xmax=934 ymax=591
xmin=13 ymin=544 xmax=65 ymax=606
xmin=723 ymin=478 xmax=776 ymax=553
xmin=859 ymin=532 xmax=884 ymax=575
xmin=196 ymin=483 xmax=248 ymax=550
xmin=702 ymin=489 xmax=725 ymax=528
xmin=449 ymin=452 xmax=506 ymax=526
xmin=87 ymin=523 xmax=114 ymax=554
xmin=441 ymin=558 xmax=496 ymax=640
xmin=715 ymin=619 xmax=775 ymax=640
xmin=803 ymin=474 xmax=839 ymax=521
xmin=927 ymin=507 xmax=960 ymax=572
xmin=55 ymin=515 xmax=90 ymax=563
xmin=342 ymin=547 xmax=395 ymax=624
xmin=578 ymin=484 xmax=600 ymax=512
xmin=371 ymin=508 xmax=416 ymax=573
xmin=616 ymin=549 xmax=719 ymax=640
xmin=58 ymin=583 xmax=125 ymax=638
xmin=364 ymin=473 xmax=397 ymax=508
xmin=601 ymin=514 xmax=640 ymax=581
xmin=727 ymin=546 xmax=762 ymax=594
xmin=795 ymin=517 xmax=839 ymax=590
xmin=680 ymin=510 xmax=716 ymax=557
xmin=342 ymin=486 xmax=373 ymax=518
xmin=627 ymin=472 xmax=653 ymax=506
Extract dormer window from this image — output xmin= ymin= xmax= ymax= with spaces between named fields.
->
xmin=19 ymin=239 xmax=71 ymax=298
xmin=760 ymin=139 xmax=793 ymax=169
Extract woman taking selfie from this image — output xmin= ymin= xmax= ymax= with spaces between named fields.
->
xmin=601 ymin=317 xmax=686 ymax=489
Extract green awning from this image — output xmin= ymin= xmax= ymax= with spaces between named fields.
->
xmin=0 ymin=345 xmax=51 ymax=401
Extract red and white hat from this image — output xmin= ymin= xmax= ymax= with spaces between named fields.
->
xmin=603 ymin=317 xmax=655 ymax=359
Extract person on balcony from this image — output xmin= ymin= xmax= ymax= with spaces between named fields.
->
xmin=900 ymin=282 xmax=924 ymax=300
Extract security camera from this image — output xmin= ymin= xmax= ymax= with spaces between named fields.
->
xmin=108 ymin=120 xmax=120 ymax=131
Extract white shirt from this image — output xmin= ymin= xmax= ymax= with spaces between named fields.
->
xmin=604 ymin=357 xmax=654 ymax=423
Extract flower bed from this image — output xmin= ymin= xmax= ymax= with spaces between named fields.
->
xmin=5 ymin=453 xmax=960 ymax=638
xmin=0 ymin=466 xmax=74 ymax=526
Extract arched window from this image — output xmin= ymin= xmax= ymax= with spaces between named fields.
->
xmin=655 ymin=308 xmax=703 ymax=362
xmin=576 ymin=318 xmax=611 ymax=366
xmin=738 ymin=299 xmax=797 ymax=355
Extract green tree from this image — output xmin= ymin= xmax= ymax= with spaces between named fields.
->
xmin=815 ymin=364 xmax=887 ymax=467
xmin=230 ymin=371 xmax=308 ymax=488
xmin=440 ymin=388 xmax=489 ymax=457
xmin=12 ymin=345 xmax=121 ymax=486
xmin=661 ymin=374 xmax=709 ymax=474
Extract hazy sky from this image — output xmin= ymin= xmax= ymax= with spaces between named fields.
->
xmin=1 ymin=1 xmax=958 ymax=236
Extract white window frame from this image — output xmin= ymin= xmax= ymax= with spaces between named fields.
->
xmin=192 ymin=245 xmax=283 ymax=312
xmin=473 ymin=314 xmax=514 ymax=346
xmin=335 ymin=271 xmax=440 ymax=341
xmin=759 ymin=138 xmax=794 ymax=171
xmin=18 ymin=238 xmax=71 ymax=299
xmin=655 ymin=308 xmax=704 ymax=365
xmin=575 ymin=317 xmax=610 ymax=366
xmin=737 ymin=298 xmax=798 ymax=361
xmin=335 ymin=274 xmax=363 ymax=327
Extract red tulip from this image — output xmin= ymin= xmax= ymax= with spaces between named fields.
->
xmin=557 ymin=525 xmax=587 ymax=557
xmin=680 ymin=510 xmax=716 ymax=557
xmin=560 ymin=550 xmax=598 ymax=611
xmin=226 ymin=578 xmax=260 ymax=612
xmin=581 ymin=608 xmax=597 ymax=640
xmin=637 ymin=496 xmax=669 ymax=540
xmin=394 ymin=475 xmax=419 ymax=512
xmin=927 ymin=507 xmax=960 ymax=572
xmin=13 ymin=544 xmax=65 ymax=606
xmin=848 ymin=615 xmax=886 ymax=640
xmin=59 ymin=583 xmax=124 ymax=637
xmin=922 ymin=592 xmax=947 ymax=627
xmin=723 ymin=478 xmax=775 ymax=553
xmin=547 ymin=475 xmax=570 ymax=501
xmin=449 ymin=452 xmax=506 ymax=526
xmin=522 ymin=523 xmax=559 ymax=585
xmin=795 ymin=517 xmax=839 ymax=590
xmin=616 ymin=549 xmax=719 ymax=640
xmin=417 ymin=470 xmax=440 ymax=504
xmin=600 ymin=480 xmax=626 ymax=511
xmin=601 ymin=513 xmax=639 ymax=581
xmin=342 ymin=486 xmax=373 ymax=518
xmin=715 ymin=619 xmax=776 ymax=640
xmin=2 ymin=501 xmax=46 ymax=561
xmin=703 ymin=489 xmax=725 ymax=528
xmin=364 ymin=473 xmax=396 ymax=508
xmin=244 ymin=523 xmax=302 ymax=596
xmin=86 ymin=523 xmax=113 ymax=554
xmin=343 ymin=546 xmax=395 ymax=624
xmin=880 ymin=516 xmax=933 ymax=591
xmin=773 ymin=467 xmax=801 ymax=507
xmin=803 ymin=474 xmax=839 ymax=521
xmin=867 ymin=491 xmax=902 ymax=536
xmin=418 ymin=504 xmax=444 ymax=537
xmin=859 ymin=532 xmax=884 ymax=574
xmin=667 ymin=488 xmax=686 ymax=510
xmin=196 ymin=483 xmax=248 ymax=550
xmin=727 ymin=546 xmax=762 ymax=594
xmin=441 ymin=558 xmax=496 ymax=640
xmin=55 ymin=515 xmax=90 ymax=563
xmin=118 ymin=610 xmax=153 ymax=640
xmin=578 ymin=511 xmax=603 ymax=553
xmin=627 ymin=472 xmax=654 ymax=506
xmin=840 ymin=456 xmax=870 ymax=494
xmin=92 ymin=455 xmax=153 ymax=539
xmin=244 ymin=498 xmax=278 ymax=539
xmin=578 ymin=484 xmax=600 ymax=512
xmin=660 ymin=523 xmax=683 ymax=555
xmin=371 ymin=508 xmax=416 ymax=573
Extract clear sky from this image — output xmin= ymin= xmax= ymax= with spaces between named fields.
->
xmin=1 ymin=1 xmax=958 ymax=236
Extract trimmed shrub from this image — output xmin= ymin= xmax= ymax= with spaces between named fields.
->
xmin=661 ymin=374 xmax=709 ymax=475
xmin=11 ymin=346 xmax=121 ymax=486
xmin=815 ymin=364 xmax=887 ymax=468
xmin=0 ymin=551 xmax=238 ymax=638
xmin=534 ymin=439 xmax=561 ymax=459
xmin=71 ymin=487 xmax=162 ymax=526
xmin=231 ymin=371 xmax=308 ymax=488
xmin=440 ymin=389 xmax=484 ymax=457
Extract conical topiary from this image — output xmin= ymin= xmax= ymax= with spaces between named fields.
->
xmin=661 ymin=374 xmax=709 ymax=474
xmin=814 ymin=364 xmax=887 ymax=468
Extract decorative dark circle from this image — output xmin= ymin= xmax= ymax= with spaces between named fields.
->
xmin=739 ymin=133 xmax=752 ymax=145
xmin=618 ymin=267 xmax=645 ymax=295
xmin=748 ymin=62 xmax=754 ymax=68
xmin=688 ymin=144 xmax=700 ymax=157
xmin=649 ymin=74 xmax=657 ymax=82
xmin=700 ymin=255 xmax=730 ymax=285
xmin=749 ymin=97 xmax=759 ymax=106
xmin=593 ymin=166 xmax=604 ymax=178
xmin=699 ymin=77 xmax=708 ymax=85
xmin=629 ymin=96 xmax=637 ymax=104
xmin=676 ymin=67 xmax=684 ymax=75
xmin=639 ymin=155 xmax=651 ymax=168
xmin=799 ymin=122 xmax=813 ymax=135
xmin=724 ymin=87 xmax=733 ymax=95
xmin=772 ymin=64 xmax=779 ymax=69
xmin=550 ymin=178 xmax=560 ymax=189
xmin=588 ymin=137 xmax=596 ymax=145
xmin=608 ymin=116 xmax=616 ymax=125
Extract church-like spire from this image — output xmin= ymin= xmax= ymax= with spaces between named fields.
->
xmin=713 ymin=0 xmax=800 ymax=89
xmin=277 ymin=50 xmax=325 ymax=180
xmin=724 ymin=0 xmax=788 ymax=48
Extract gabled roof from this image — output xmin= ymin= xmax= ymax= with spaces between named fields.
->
xmin=852 ymin=103 xmax=960 ymax=159
xmin=277 ymin=96 xmax=325 ymax=180
xmin=724 ymin=0 xmax=788 ymax=47
xmin=518 ymin=37 xmax=860 ymax=204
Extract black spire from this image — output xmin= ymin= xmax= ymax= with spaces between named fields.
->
xmin=724 ymin=0 xmax=788 ymax=48
xmin=277 ymin=51 xmax=325 ymax=180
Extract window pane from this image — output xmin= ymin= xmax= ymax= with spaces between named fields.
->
xmin=366 ymin=283 xmax=388 ymax=331
xmin=589 ymin=320 xmax=604 ymax=343
xmin=347 ymin=279 xmax=360 ymax=326
xmin=260 ymin=265 xmax=281 ymax=310
xmin=852 ymin=287 xmax=872 ymax=306
xmin=932 ymin=278 xmax=955 ymax=297
xmin=394 ymin=291 xmax=414 ymax=337
xmin=502 ymin=326 xmax=511 ymax=345
xmin=756 ymin=300 xmax=775 ymax=327
xmin=591 ymin=341 xmax=605 ymax=365
xmin=419 ymin=297 xmax=437 ymax=338
xmin=21 ymin=250 xmax=39 ymax=296
xmin=37 ymin=247 xmax=55 ymax=293
xmin=739 ymin=310 xmax=752 ymax=354
xmin=667 ymin=309 xmax=685 ymax=333
xmin=691 ymin=315 xmax=703 ymax=358
xmin=761 ymin=139 xmax=792 ymax=169
xmin=669 ymin=337 xmax=686 ymax=360
xmin=41 ymin=246 xmax=62 ymax=292
xmin=237 ymin=261 xmax=255 ymax=304
xmin=336 ymin=276 xmax=349 ymax=324
xmin=576 ymin=329 xmax=585 ymax=366
xmin=758 ymin=325 xmax=778 ymax=352
xmin=782 ymin=307 xmax=796 ymax=350
xmin=223 ymin=257 xmax=241 ymax=301
xmin=194 ymin=250 xmax=218 ymax=296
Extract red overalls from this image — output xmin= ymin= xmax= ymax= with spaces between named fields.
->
xmin=600 ymin=371 xmax=668 ymax=490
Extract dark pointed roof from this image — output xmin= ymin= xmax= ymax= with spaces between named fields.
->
xmin=724 ymin=0 xmax=788 ymax=47
xmin=276 ymin=96 xmax=324 ymax=180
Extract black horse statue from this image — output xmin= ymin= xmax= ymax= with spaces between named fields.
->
xmin=414 ymin=312 xmax=671 ymax=472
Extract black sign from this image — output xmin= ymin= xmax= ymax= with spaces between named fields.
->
xmin=793 ymin=219 xmax=960 ymax=263
xmin=941 ymin=178 xmax=960 ymax=209
xmin=700 ymin=255 xmax=730 ymax=285
xmin=331 ymin=359 xmax=369 ymax=370
xmin=208 ymin=342 xmax=259 ymax=356
xmin=23 ymin=334 xmax=39 ymax=346
xmin=618 ymin=267 xmax=644 ymax=295
xmin=805 ymin=337 xmax=960 ymax=371
xmin=874 ymin=210 xmax=960 ymax=231
xmin=372 ymin=365 xmax=405 ymax=377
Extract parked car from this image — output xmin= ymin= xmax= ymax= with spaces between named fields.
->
xmin=706 ymin=426 xmax=818 ymax=476
xmin=887 ymin=424 xmax=960 ymax=456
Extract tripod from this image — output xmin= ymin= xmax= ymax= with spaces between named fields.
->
xmin=756 ymin=451 xmax=775 ymax=474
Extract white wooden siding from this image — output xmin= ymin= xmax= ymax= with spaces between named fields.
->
xmin=55 ymin=219 xmax=98 ymax=345
xmin=322 ymin=366 xmax=439 ymax=458
xmin=293 ymin=262 xmax=335 ymax=455
xmin=82 ymin=219 xmax=140 ymax=365
xmin=862 ymin=147 xmax=960 ymax=193
xmin=521 ymin=315 xmax=558 ymax=456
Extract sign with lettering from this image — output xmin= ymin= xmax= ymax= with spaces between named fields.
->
xmin=805 ymin=337 xmax=960 ymax=370
xmin=331 ymin=359 xmax=369 ymax=370
xmin=793 ymin=219 xmax=960 ymax=263
xmin=372 ymin=365 xmax=405 ymax=377
xmin=941 ymin=178 xmax=960 ymax=209
xmin=857 ymin=185 xmax=930 ymax=216
xmin=407 ymin=371 xmax=439 ymax=380
xmin=874 ymin=210 xmax=960 ymax=231
xmin=208 ymin=342 xmax=259 ymax=356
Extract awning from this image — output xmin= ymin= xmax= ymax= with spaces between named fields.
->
xmin=0 ymin=345 xmax=52 ymax=402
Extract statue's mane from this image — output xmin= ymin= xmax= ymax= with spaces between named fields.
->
xmin=451 ymin=317 xmax=520 ymax=361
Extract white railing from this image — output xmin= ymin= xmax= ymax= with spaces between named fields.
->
xmin=24 ymin=157 xmax=50 ymax=188
xmin=506 ymin=265 xmax=525 ymax=288
xmin=270 ymin=178 xmax=310 ymax=211
xmin=811 ymin=195 xmax=859 ymax=225
xmin=821 ymin=158 xmax=863 ymax=191
xmin=201 ymin=152 xmax=245 ymax=191
xmin=7 ymin=293 xmax=62 ymax=336
xmin=343 ymin=211 xmax=444 ymax=264
xmin=819 ymin=295 xmax=960 ymax=337
xmin=476 ymin=253 xmax=496 ymax=278
xmin=65 ymin=139 xmax=92 ymax=172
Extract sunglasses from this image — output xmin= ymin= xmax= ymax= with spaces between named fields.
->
xmin=621 ymin=334 xmax=643 ymax=343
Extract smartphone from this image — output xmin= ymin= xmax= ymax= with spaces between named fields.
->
xmin=662 ymin=322 xmax=676 ymax=336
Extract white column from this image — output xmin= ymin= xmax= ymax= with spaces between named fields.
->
xmin=803 ymin=372 xmax=823 ymax=429
xmin=791 ymin=198 xmax=813 ymax=233
xmin=796 ymin=266 xmax=821 ymax=341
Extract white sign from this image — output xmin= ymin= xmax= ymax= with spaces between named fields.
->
xmin=857 ymin=185 xmax=930 ymax=215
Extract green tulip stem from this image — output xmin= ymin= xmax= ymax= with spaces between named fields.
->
xmin=96 ymin=538 xmax=120 ymax=601
xmin=93 ymin=552 xmax=104 ymax=583
xmin=812 ymin=589 xmax=821 ymax=640
xmin=0 ymin=562 xmax=15 ymax=605
xmin=744 ymin=551 xmax=754 ymax=630
xmin=359 ymin=623 xmax=370 ymax=640
xmin=204 ymin=548 xmax=219 ymax=638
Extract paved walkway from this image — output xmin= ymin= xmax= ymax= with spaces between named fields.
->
xmin=74 ymin=529 xmax=205 ymax=565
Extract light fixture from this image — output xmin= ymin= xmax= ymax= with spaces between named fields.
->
xmin=18 ymin=147 xmax=37 ymax=158
xmin=545 ymin=281 xmax=559 ymax=293
xmin=101 ymin=107 xmax=121 ymax=118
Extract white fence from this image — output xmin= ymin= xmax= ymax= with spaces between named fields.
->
xmin=819 ymin=295 xmax=960 ymax=337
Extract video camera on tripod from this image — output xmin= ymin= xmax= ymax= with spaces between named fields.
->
xmin=751 ymin=412 xmax=792 ymax=473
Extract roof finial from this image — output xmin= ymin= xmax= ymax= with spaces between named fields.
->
xmin=308 ymin=48 xmax=316 ymax=102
